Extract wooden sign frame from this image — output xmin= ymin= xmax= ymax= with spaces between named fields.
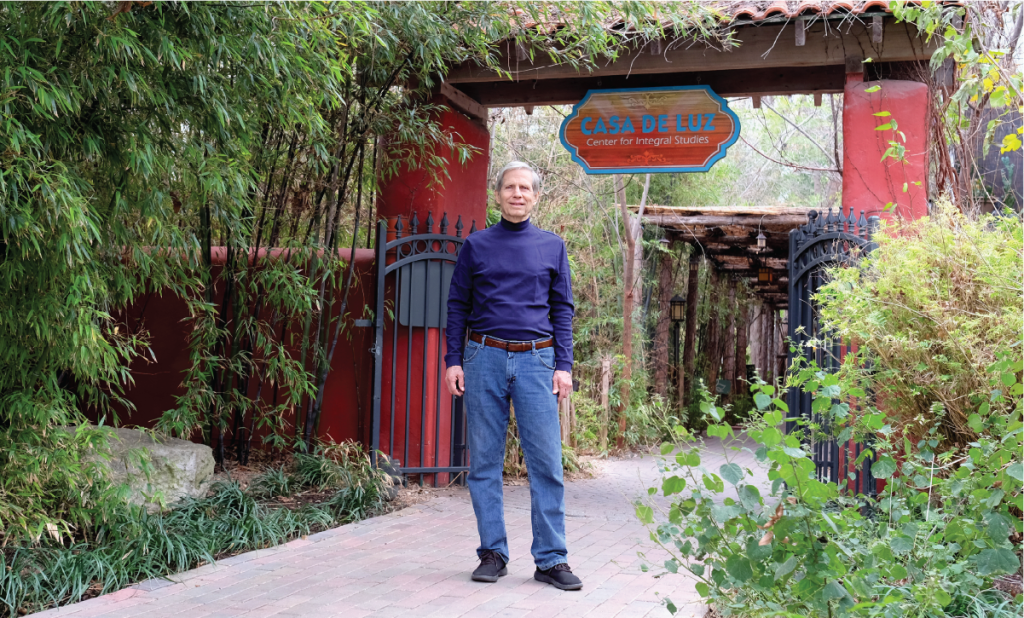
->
xmin=559 ymin=85 xmax=741 ymax=174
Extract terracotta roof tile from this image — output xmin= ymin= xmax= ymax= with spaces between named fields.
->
xmin=716 ymin=0 xmax=894 ymax=22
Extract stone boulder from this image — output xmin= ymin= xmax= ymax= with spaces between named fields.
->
xmin=94 ymin=427 xmax=215 ymax=512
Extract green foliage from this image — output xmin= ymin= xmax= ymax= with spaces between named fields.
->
xmin=293 ymin=440 xmax=381 ymax=492
xmin=0 ymin=0 xmax=727 ymax=540
xmin=643 ymin=367 xmax=1022 ymax=618
xmin=0 ymin=443 xmax=387 ymax=617
xmin=624 ymin=395 xmax=685 ymax=448
xmin=892 ymin=2 xmax=1022 ymax=156
xmin=643 ymin=209 xmax=1022 ymax=613
xmin=247 ymin=465 xmax=294 ymax=500
xmin=816 ymin=202 xmax=1023 ymax=445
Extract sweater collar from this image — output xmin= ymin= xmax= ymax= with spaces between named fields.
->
xmin=499 ymin=217 xmax=531 ymax=232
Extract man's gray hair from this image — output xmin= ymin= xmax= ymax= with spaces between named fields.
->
xmin=493 ymin=161 xmax=542 ymax=196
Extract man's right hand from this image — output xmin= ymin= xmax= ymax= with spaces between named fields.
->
xmin=445 ymin=365 xmax=466 ymax=396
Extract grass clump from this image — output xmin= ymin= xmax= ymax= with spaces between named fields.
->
xmin=0 ymin=441 xmax=388 ymax=617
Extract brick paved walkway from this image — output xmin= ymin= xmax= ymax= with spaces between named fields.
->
xmin=34 ymin=438 xmax=761 ymax=618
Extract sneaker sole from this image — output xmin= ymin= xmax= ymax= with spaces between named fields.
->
xmin=534 ymin=571 xmax=583 ymax=591
xmin=471 ymin=567 xmax=507 ymax=583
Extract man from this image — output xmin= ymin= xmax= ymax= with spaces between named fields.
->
xmin=444 ymin=161 xmax=582 ymax=591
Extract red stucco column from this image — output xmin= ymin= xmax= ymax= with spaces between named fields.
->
xmin=376 ymin=100 xmax=490 ymax=231
xmin=842 ymin=78 xmax=930 ymax=221
xmin=374 ymin=100 xmax=490 ymax=481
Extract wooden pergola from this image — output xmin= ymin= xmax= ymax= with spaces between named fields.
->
xmin=631 ymin=205 xmax=811 ymax=306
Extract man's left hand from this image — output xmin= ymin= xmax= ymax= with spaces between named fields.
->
xmin=552 ymin=370 xmax=572 ymax=405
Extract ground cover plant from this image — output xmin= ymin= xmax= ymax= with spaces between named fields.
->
xmin=0 ymin=441 xmax=389 ymax=617
xmin=639 ymin=208 xmax=1023 ymax=617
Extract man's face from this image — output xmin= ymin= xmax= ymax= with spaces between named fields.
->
xmin=497 ymin=168 xmax=538 ymax=223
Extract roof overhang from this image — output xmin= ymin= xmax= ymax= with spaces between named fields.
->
xmin=443 ymin=11 xmax=937 ymax=108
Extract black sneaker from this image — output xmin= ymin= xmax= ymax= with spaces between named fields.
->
xmin=534 ymin=563 xmax=583 ymax=590
xmin=471 ymin=550 xmax=507 ymax=582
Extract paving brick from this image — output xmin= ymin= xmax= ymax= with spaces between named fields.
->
xmin=27 ymin=440 xmax=767 ymax=618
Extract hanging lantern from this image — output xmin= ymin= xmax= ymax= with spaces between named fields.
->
xmin=755 ymin=230 xmax=767 ymax=252
xmin=670 ymin=295 xmax=685 ymax=321
xmin=758 ymin=266 xmax=775 ymax=283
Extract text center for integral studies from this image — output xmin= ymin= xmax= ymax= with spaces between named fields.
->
xmin=585 ymin=135 xmax=711 ymax=147
xmin=580 ymin=112 xmax=719 ymax=147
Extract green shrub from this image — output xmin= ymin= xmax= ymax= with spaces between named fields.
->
xmin=640 ymin=364 xmax=1022 ymax=618
xmin=624 ymin=395 xmax=684 ymax=448
xmin=817 ymin=203 xmax=1023 ymax=445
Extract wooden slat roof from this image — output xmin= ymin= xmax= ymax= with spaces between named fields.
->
xmin=630 ymin=205 xmax=814 ymax=305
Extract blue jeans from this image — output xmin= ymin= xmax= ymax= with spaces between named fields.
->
xmin=462 ymin=336 xmax=567 ymax=570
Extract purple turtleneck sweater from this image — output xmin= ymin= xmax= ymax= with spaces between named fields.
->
xmin=444 ymin=217 xmax=575 ymax=372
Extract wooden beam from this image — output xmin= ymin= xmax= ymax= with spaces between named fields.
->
xmin=446 ymin=19 xmax=933 ymax=84
xmin=458 ymin=64 xmax=844 ymax=108
xmin=642 ymin=214 xmax=810 ymax=228
xmin=632 ymin=205 xmax=815 ymax=217
xmin=814 ymin=92 xmax=822 ymax=107
xmin=845 ymin=53 xmax=865 ymax=76
xmin=439 ymin=82 xmax=487 ymax=121
xmin=752 ymin=95 xmax=762 ymax=109
xmin=795 ymin=20 xmax=806 ymax=47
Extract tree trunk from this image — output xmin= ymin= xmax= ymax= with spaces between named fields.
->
xmin=681 ymin=256 xmax=699 ymax=409
xmin=735 ymin=298 xmax=749 ymax=398
xmin=653 ymin=246 xmax=674 ymax=400
xmin=614 ymin=173 xmax=650 ymax=449
xmin=600 ymin=356 xmax=612 ymax=452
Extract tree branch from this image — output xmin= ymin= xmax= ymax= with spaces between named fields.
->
xmin=740 ymin=135 xmax=840 ymax=174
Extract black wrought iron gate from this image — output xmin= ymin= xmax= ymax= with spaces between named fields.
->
xmin=370 ymin=212 xmax=474 ymax=485
xmin=786 ymin=208 xmax=878 ymax=496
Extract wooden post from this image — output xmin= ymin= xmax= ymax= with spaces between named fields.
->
xmin=748 ymin=302 xmax=761 ymax=379
xmin=761 ymin=303 xmax=773 ymax=383
xmin=723 ymin=281 xmax=737 ymax=403
xmin=569 ymin=396 xmax=577 ymax=448
xmin=653 ymin=246 xmax=674 ymax=400
xmin=565 ymin=394 xmax=573 ymax=444
xmin=706 ymin=266 xmax=722 ymax=393
xmin=681 ymin=257 xmax=700 ymax=409
xmin=735 ymin=297 xmax=749 ymax=397
xmin=774 ymin=309 xmax=782 ymax=380
xmin=767 ymin=308 xmax=778 ymax=384
xmin=599 ymin=357 xmax=612 ymax=452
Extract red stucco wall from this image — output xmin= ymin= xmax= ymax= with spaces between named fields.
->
xmin=842 ymin=79 xmax=930 ymax=222
xmin=113 ymin=248 xmax=377 ymax=447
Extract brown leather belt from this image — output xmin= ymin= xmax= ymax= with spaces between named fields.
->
xmin=470 ymin=332 xmax=554 ymax=352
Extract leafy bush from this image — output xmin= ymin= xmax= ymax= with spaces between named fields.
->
xmin=0 ymin=443 xmax=388 ymax=617
xmin=624 ymin=395 xmax=684 ymax=448
xmin=817 ymin=203 xmax=1023 ymax=445
xmin=640 ymin=364 xmax=1022 ymax=618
